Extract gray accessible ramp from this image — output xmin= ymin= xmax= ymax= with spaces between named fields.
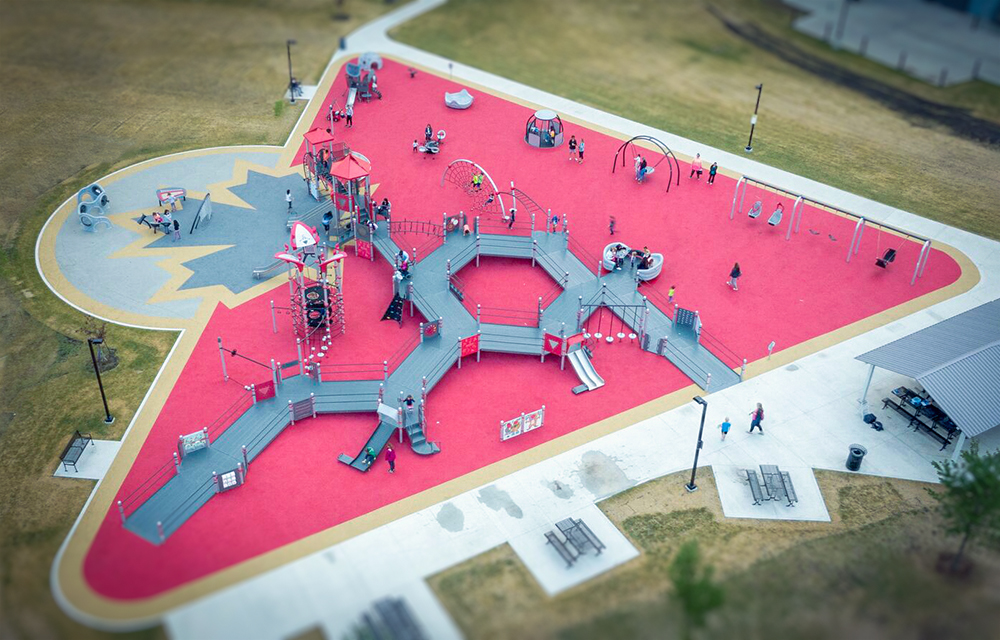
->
xmin=122 ymin=215 xmax=743 ymax=544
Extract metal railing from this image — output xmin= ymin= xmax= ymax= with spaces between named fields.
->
xmin=567 ymin=234 xmax=600 ymax=274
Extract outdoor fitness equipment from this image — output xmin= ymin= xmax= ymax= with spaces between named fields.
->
xmin=730 ymin=174 xmax=932 ymax=285
xmin=525 ymin=109 xmax=564 ymax=148
xmin=612 ymin=136 xmax=681 ymax=192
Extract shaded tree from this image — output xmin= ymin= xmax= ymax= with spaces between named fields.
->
xmin=928 ymin=442 xmax=1000 ymax=572
xmin=669 ymin=539 xmax=724 ymax=639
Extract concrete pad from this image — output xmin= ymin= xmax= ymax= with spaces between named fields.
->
xmin=53 ymin=439 xmax=121 ymax=480
xmin=712 ymin=464 xmax=831 ymax=522
xmin=508 ymin=503 xmax=639 ymax=597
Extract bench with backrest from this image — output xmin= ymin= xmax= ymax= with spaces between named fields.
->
xmin=545 ymin=530 xmax=579 ymax=567
xmin=780 ymin=471 xmax=798 ymax=507
xmin=746 ymin=469 xmax=765 ymax=505
xmin=59 ymin=430 xmax=93 ymax=472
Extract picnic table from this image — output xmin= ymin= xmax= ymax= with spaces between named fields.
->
xmin=748 ymin=464 xmax=798 ymax=507
xmin=545 ymin=517 xmax=606 ymax=568
xmin=882 ymin=386 xmax=959 ymax=451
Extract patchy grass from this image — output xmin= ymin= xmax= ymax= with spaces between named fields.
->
xmin=428 ymin=470 xmax=1000 ymax=639
xmin=0 ymin=1 xmax=396 ymax=638
xmin=392 ymin=0 xmax=1000 ymax=240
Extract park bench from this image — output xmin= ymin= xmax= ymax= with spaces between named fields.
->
xmin=59 ymin=430 xmax=93 ymax=473
xmin=556 ymin=517 xmax=606 ymax=556
xmin=545 ymin=530 xmax=579 ymax=567
xmin=780 ymin=471 xmax=798 ymax=507
xmin=746 ymin=469 xmax=765 ymax=505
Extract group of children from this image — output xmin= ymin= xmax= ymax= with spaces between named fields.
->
xmin=139 ymin=195 xmax=181 ymax=240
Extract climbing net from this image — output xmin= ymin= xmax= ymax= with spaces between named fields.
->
xmin=440 ymin=159 xmax=506 ymax=217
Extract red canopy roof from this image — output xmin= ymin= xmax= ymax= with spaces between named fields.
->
xmin=303 ymin=128 xmax=336 ymax=146
xmin=329 ymin=154 xmax=371 ymax=180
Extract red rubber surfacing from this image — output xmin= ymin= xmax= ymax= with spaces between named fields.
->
xmin=82 ymin=59 xmax=962 ymax=600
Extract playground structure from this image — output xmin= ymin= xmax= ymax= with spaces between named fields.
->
xmin=188 ymin=194 xmax=214 ymax=235
xmin=729 ymin=175 xmax=933 ymax=285
xmin=344 ymin=52 xmax=383 ymax=108
xmin=612 ymin=136 xmax=682 ymax=192
xmin=440 ymin=158 xmax=506 ymax=217
xmin=301 ymin=127 xmax=350 ymax=201
xmin=601 ymin=242 xmax=664 ymax=282
xmin=77 ymin=182 xmax=112 ymax=231
xmin=444 ymin=88 xmax=474 ymax=109
xmin=525 ymin=109 xmax=564 ymax=148
xmin=272 ymin=222 xmax=346 ymax=360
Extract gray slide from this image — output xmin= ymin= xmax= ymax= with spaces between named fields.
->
xmin=568 ymin=349 xmax=605 ymax=394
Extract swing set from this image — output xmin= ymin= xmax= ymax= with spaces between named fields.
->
xmin=730 ymin=175 xmax=932 ymax=285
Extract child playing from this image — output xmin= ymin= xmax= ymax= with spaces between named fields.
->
xmin=668 ymin=285 xmax=676 ymax=303
xmin=719 ymin=417 xmax=731 ymax=440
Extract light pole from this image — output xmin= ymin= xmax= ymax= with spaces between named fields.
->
xmin=87 ymin=338 xmax=114 ymax=425
xmin=685 ymin=396 xmax=708 ymax=492
xmin=286 ymin=39 xmax=297 ymax=104
xmin=745 ymin=83 xmax=763 ymax=153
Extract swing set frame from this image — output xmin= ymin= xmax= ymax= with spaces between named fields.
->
xmin=729 ymin=175 xmax=932 ymax=286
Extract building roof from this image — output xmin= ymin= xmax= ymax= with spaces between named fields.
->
xmin=856 ymin=299 xmax=1000 ymax=437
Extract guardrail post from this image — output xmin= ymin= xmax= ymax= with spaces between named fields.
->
xmin=475 ymin=235 xmax=481 ymax=267
xmin=530 ymin=211 xmax=535 ymax=232
xmin=297 ymin=339 xmax=304 ymax=375
xmin=694 ymin=311 xmax=701 ymax=344
xmin=477 ymin=330 xmax=482 ymax=362
xmin=237 ymin=462 xmax=244 ymax=485
xmin=218 ymin=337 xmax=228 ymax=381
xmin=242 ymin=445 xmax=249 ymax=473
xmin=315 ymin=362 xmax=322 ymax=383
xmin=288 ymin=399 xmax=295 ymax=425
xmin=740 ymin=358 xmax=747 ymax=380
xmin=408 ymin=282 xmax=414 ymax=316
xmin=157 ymin=521 xmax=165 ymax=542
xmin=564 ymin=271 xmax=569 ymax=289
xmin=251 ymin=384 xmax=257 ymax=405
xmin=532 ymin=239 xmax=537 ymax=267
xmin=420 ymin=323 xmax=425 ymax=344
xmin=442 ymin=212 xmax=448 ymax=244
xmin=270 ymin=300 xmax=278 ymax=333
xmin=538 ymin=296 xmax=543 ymax=325
xmin=563 ymin=214 xmax=569 ymax=248
xmin=378 ymin=383 xmax=384 ymax=404
xmin=706 ymin=373 xmax=712 ymax=391
xmin=276 ymin=362 xmax=283 ymax=384
xmin=311 ymin=393 xmax=317 ymax=418
xmin=475 ymin=215 xmax=479 ymax=236
xmin=412 ymin=246 xmax=418 ymax=264
xmin=173 ymin=452 xmax=180 ymax=473
xmin=640 ymin=297 xmax=649 ymax=346
xmin=383 ymin=360 xmax=389 ymax=382
xmin=576 ymin=295 xmax=584 ymax=331
xmin=477 ymin=304 xmax=481 ymax=331
xmin=212 ymin=471 xmax=219 ymax=494
xmin=598 ymin=260 xmax=603 ymax=278
xmin=559 ymin=324 xmax=567 ymax=371
xmin=117 ymin=500 xmax=125 ymax=525
xmin=271 ymin=359 xmax=278 ymax=387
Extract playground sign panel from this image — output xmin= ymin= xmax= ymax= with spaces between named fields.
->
xmin=178 ymin=429 xmax=208 ymax=457
xmin=543 ymin=333 xmax=564 ymax=356
xmin=500 ymin=406 xmax=545 ymax=442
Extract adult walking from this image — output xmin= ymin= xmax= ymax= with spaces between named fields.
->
xmin=690 ymin=153 xmax=703 ymax=179
xmin=727 ymin=262 xmax=741 ymax=291
xmin=748 ymin=403 xmax=764 ymax=434
xmin=568 ymin=135 xmax=577 ymax=161
xmin=385 ymin=444 xmax=396 ymax=474
xmin=345 ymin=104 xmax=354 ymax=128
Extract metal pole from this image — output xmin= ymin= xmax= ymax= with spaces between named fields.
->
xmin=859 ymin=363 xmax=875 ymax=414
xmin=271 ymin=359 xmax=278 ymax=387
xmin=745 ymin=84 xmax=762 ymax=153
xmin=383 ymin=360 xmax=388 ymax=382
xmin=173 ymin=452 xmax=180 ymax=473
xmin=271 ymin=300 xmax=278 ymax=333
xmin=476 ymin=235 xmax=481 ymax=267
xmin=740 ymin=358 xmax=747 ymax=379
xmin=87 ymin=338 xmax=114 ymax=424
xmin=157 ymin=521 xmax=165 ymax=542
xmin=117 ymin=500 xmax=125 ymax=525
xmin=912 ymin=240 xmax=930 ymax=285
xmin=559 ymin=323 xmax=566 ymax=371
xmin=532 ymin=240 xmax=537 ymax=267
xmin=846 ymin=218 xmax=864 ymax=263
xmin=477 ymin=330 xmax=481 ymax=362
xmin=538 ymin=296 xmax=543 ymax=325
xmin=287 ymin=40 xmax=296 ymax=104
xmin=477 ymin=304 xmax=481 ymax=331
xmin=685 ymin=396 xmax=708 ymax=492
xmin=242 ymin=445 xmax=249 ymax=473
xmin=730 ymin=176 xmax=745 ymax=220
xmin=786 ymin=196 xmax=802 ymax=241
xmin=918 ymin=240 xmax=931 ymax=277
xmin=297 ymin=338 xmax=304 ymax=375
xmin=251 ymin=384 xmax=257 ymax=404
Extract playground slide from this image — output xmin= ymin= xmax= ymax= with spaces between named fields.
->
xmin=346 ymin=87 xmax=358 ymax=109
xmin=568 ymin=349 xmax=605 ymax=394
xmin=338 ymin=419 xmax=395 ymax=471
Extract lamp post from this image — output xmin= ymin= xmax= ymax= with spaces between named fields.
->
xmin=744 ymin=83 xmax=763 ymax=153
xmin=685 ymin=396 xmax=708 ymax=492
xmin=87 ymin=338 xmax=114 ymax=424
xmin=286 ymin=39 xmax=298 ymax=104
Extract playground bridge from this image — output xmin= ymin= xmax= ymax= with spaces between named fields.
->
xmin=120 ymin=219 xmax=744 ymax=544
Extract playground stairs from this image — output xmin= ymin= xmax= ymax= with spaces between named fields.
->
xmin=403 ymin=408 xmax=440 ymax=455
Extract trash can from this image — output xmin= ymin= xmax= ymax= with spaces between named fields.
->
xmin=846 ymin=444 xmax=867 ymax=471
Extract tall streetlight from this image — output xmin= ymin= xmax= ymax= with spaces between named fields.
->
xmin=287 ymin=39 xmax=298 ymax=104
xmin=87 ymin=338 xmax=114 ymax=425
xmin=744 ymin=83 xmax=763 ymax=153
xmin=685 ymin=396 xmax=708 ymax=492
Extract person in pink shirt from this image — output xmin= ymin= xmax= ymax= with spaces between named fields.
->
xmin=690 ymin=153 xmax=703 ymax=180
xmin=385 ymin=444 xmax=396 ymax=473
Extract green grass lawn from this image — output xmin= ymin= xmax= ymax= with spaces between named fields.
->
xmin=429 ymin=471 xmax=1000 ymax=640
xmin=391 ymin=0 xmax=1000 ymax=240
xmin=0 ymin=2 xmax=396 ymax=638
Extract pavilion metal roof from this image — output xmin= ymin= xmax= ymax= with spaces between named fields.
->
xmin=856 ymin=298 xmax=1000 ymax=438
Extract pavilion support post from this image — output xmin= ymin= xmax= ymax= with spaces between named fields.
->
xmin=859 ymin=363 xmax=875 ymax=415
xmin=950 ymin=431 xmax=968 ymax=461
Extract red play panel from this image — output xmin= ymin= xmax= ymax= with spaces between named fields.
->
xmin=83 ymin=59 xmax=961 ymax=600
